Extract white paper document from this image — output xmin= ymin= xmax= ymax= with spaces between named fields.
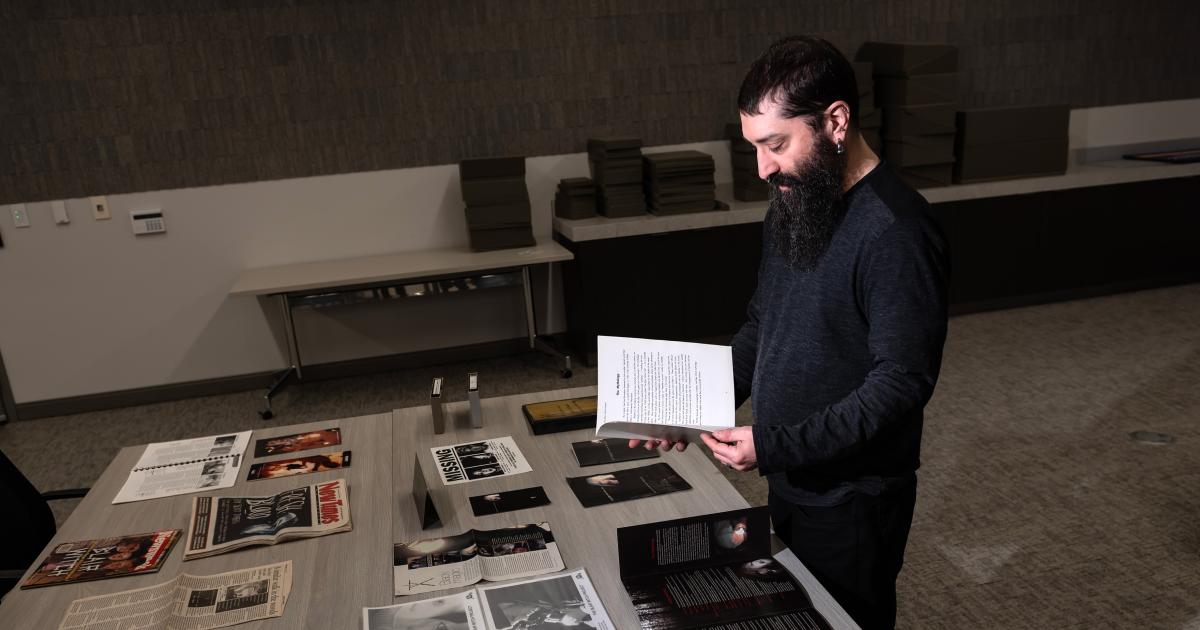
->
xmin=596 ymin=335 xmax=735 ymax=442
xmin=113 ymin=431 xmax=252 ymax=504
xmin=430 ymin=436 xmax=533 ymax=485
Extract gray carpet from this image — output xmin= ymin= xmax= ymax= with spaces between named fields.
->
xmin=3 ymin=283 xmax=1198 ymax=628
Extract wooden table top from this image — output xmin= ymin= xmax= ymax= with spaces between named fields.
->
xmin=0 ymin=386 xmax=857 ymax=629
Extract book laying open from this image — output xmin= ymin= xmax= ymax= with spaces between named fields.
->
xmin=394 ymin=523 xmax=564 ymax=596
xmin=183 ymin=479 xmax=351 ymax=559
xmin=596 ymin=335 xmax=735 ymax=442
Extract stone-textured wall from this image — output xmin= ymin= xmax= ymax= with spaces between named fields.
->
xmin=2 ymin=0 xmax=1196 ymax=203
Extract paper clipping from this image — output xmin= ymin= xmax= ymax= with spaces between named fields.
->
xmin=477 ymin=568 xmax=613 ymax=630
xmin=596 ymin=336 xmax=735 ymax=442
xmin=430 ymin=436 xmax=532 ymax=485
xmin=113 ymin=431 xmax=251 ymax=504
xmin=363 ymin=590 xmax=485 ymax=630
xmin=57 ymin=561 xmax=292 ymax=630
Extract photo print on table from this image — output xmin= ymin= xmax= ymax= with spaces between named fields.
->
xmin=565 ymin=462 xmax=691 ymax=508
xmin=477 ymin=569 xmax=613 ymax=630
xmin=246 ymin=451 xmax=351 ymax=481
xmin=253 ymin=428 xmax=342 ymax=458
xmin=570 ymin=437 xmax=660 ymax=467
xmin=469 ymin=486 xmax=551 ymax=516
xmin=362 ymin=590 xmax=485 ymax=630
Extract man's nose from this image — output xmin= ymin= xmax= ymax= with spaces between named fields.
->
xmin=757 ymin=150 xmax=779 ymax=181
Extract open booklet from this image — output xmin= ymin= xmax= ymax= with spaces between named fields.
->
xmin=596 ymin=336 xmax=735 ymax=442
xmin=113 ymin=431 xmax=252 ymax=504
xmin=617 ymin=506 xmax=833 ymax=629
xmin=366 ymin=568 xmax=613 ymax=630
xmin=394 ymin=523 xmax=564 ymax=596
xmin=184 ymin=478 xmax=352 ymax=560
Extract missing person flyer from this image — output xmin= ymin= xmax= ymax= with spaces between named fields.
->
xmin=430 ymin=436 xmax=532 ymax=485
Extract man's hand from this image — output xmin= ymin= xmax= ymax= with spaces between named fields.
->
xmin=627 ymin=438 xmax=689 ymax=452
xmin=701 ymin=427 xmax=758 ymax=471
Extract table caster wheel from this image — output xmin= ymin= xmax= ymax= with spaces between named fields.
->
xmin=560 ymin=369 xmax=573 ymax=379
xmin=259 ymin=410 xmax=274 ymax=420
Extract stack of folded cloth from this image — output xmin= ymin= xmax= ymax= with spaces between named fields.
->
xmin=587 ymin=137 xmax=646 ymax=217
xmin=642 ymin=150 xmax=723 ymax=215
xmin=856 ymin=42 xmax=959 ymax=188
xmin=554 ymin=177 xmax=597 ymax=219
xmin=954 ymin=105 xmax=1070 ymax=183
xmin=458 ymin=156 xmax=535 ymax=252
xmin=726 ymin=123 xmax=769 ymax=202
xmin=853 ymin=61 xmax=882 ymax=154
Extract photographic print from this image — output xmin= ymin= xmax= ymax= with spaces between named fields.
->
xmin=363 ymin=591 xmax=485 ymax=630
xmin=565 ymin=463 xmax=691 ymax=508
xmin=570 ymin=438 xmax=660 ymax=467
xmin=477 ymin=569 xmax=612 ymax=630
xmin=469 ymin=487 xmax=551 ymax=516
xmin=253 ymin=428 xmax=342 ymax=458
xmin=246 ymin=451 xmax=351 ymax=481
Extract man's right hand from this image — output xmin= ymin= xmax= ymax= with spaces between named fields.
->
xmin=628 ymin=439 xmax=689 ymax=452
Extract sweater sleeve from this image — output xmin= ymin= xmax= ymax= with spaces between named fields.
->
xmin=730 ymin=285 xmax=761 ymax=410
xmin=752 ymin=215 xmax=949 ymax=472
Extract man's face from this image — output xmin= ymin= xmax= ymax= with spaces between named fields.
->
xmin=739 ymin=99 xmax=847 ymax=269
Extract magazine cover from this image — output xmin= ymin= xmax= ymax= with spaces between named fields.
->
xmin=253 ymin=428 xmax=342 ymax=458
xmin=246 ymin=450 xmax=352 ymax=480
xmin=430 ymin=437 xmax=532 ymax=485
xmin=185 ymin=479 xmax=352 ymax=559
xmin=363 ymin=590 xmax=485 ymax=630
xmin=394 ymin=523 xmax=563 ymax=596
xmin=477 ymin=569 xmax=613 ymax=630
xmin=22 ymin=530 xmax=181 ymax=589
xmin=565 ymin=462 xmax=691 ymax=508
xmin=570 ymin=437 xmax=660 ymax=467
xmin=616 ymin=507 xmax=832 ymax=629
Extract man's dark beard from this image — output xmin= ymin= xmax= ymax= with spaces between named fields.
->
xmin=765 ymin=134 xmax=848 ymax=269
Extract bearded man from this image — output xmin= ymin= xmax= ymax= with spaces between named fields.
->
xmin=636 ymin=36 xmax=950 ymax=629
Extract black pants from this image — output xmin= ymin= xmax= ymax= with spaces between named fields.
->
xmin=769 ymin=482 xmax=917 ymax=630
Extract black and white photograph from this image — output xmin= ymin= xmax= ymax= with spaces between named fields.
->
xmin=363 ymin=591 xmax=484 ymax=630
xmin=478 ymin=570 xmax=612 ymax=630
xmin=469 ymin=487 xmax=551 ymax=516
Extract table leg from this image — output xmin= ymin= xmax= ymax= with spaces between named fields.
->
xmin=259 ymin=294 xmax=302 ymax=419
xmin=523 ymin=265 xmax=574 ymax=378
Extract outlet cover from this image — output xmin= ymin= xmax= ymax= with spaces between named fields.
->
xmin=90 ymin=196 xmax=111 ymax=220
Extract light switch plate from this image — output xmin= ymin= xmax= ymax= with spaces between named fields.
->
xmin=10 ymin=204 xmax=29 ymax=228
xmin=51 ymin=200 xmax=70 ymax=225
xmin=90 ymin=196 xmax=111 ymax=220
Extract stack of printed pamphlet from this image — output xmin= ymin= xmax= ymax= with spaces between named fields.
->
xmin=184 ymin=478 xmax=352 ymax=559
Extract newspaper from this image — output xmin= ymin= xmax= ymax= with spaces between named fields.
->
xmin=430 ymin=436 xmax=533 ymax=485
xmin=58 ymin=561 xmax=292 ymax=630
xmin=394 ymin=523 xmax=564 ymax=596
xmin=184 ymin=479 xmax=352 ymax=559
xmin=113 ymin=431 xmax=252 ymax=504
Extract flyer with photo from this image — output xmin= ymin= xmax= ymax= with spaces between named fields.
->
xmin=565 ymin=462 xmax=691 ymax=508
xmin=252 ymin=428 xmax=341 ymax=458
xmin=430 ymin=436 xmax=532 ymax=486
xmin=363 ymin=590 xmax=485 ymax=630
xmin=394 ymin=523 xmax=563 ymax=596
xmin=469 ymin=487 xmax=551 ymax=517
xmin=477 ymin=568 xmax=613 ymax=630
xmin=246 ymin=451 xmax=351 ymax=481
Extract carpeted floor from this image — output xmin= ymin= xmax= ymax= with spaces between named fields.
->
xmin=2 ymin=283 xmax=1198 ymax=628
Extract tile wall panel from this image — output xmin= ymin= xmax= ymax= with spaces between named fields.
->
xmin=0 ymin=0 xmax=1196 ymax=203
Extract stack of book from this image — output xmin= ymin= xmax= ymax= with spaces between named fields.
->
xmin=642 ymin=150 xmax=721 ymax=215
xmin=459 ymin=156 xmax=535 ymax=252
xmin=954 ymin=105 xmax=1069 ymax=183
xmin=726 ymin=122 xmax=769 ymax=201
xmin=853 ymin=61 xmax=882 ymax=154
xmin=588 ymin=137 xmax=647 ymax=217
xmin=554 ymin=177 xmax=597 ymax=220
xmin=856 ymin=42 xmax=959 ymax=188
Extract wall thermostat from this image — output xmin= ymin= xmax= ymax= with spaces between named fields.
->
xmin=130 ymin=210 xmax=166 ymax=235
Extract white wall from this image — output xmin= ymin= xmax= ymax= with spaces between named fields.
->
xmin=1068 ymin=97 xmax=1200 ymax=150
xmin=0 ymin=140 xmax=732 ymax=404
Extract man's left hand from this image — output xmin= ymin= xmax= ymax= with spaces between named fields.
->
xmin=701 ymin=427 xmax=758 ymax=472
